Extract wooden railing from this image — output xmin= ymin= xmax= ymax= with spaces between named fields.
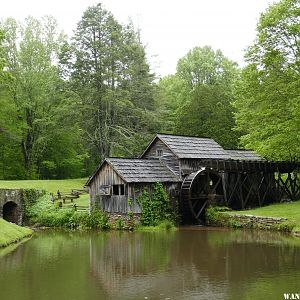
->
xmin=60 ymin=204 xmax=89 ymax=212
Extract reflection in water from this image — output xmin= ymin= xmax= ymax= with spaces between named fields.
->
xmin=89 ymin=229 xmax=300 ymax=300
xmin=0 ymin=229 xmax=300 ymax=300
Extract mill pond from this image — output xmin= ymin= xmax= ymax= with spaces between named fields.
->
xmin=1 ymin=228 xmax=300 ymax=300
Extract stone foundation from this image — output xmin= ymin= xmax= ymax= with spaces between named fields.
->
xmin=106 ymin=212 xmax=141 ymax=229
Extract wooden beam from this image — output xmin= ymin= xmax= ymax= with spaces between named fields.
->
xmin=195 ymin=200 xmax=208 ymax=219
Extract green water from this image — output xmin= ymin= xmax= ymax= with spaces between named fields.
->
xmin=0 ymin=228 xmax=300 ymax=300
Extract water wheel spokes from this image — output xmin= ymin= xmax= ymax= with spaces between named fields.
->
xmin=181 ymin=168 xmax=223 ymax=224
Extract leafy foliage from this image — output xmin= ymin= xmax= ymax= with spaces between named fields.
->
xmin=138 ymin=182 xmax=175 ymax=226
xmin=0 ymin=17 xmax=87 ymax=179
xmin=0 ymin=30 xmax=11 ymax=84
xmin=0 ymin=5 xmax=158 ymax=179
xmin=234 ymin=0 xmax=300 ymax=160
xmin=22 ymin=188 xmax=46 ymax=217
xmin=26 ymin=195 xmax=110 ymax=229
xmin=0 ymin=0 xmax=299 ymax=180
xmin=157 ymin=46 xmax=240 ymax=148
xmin=63 ymin=4 xmax=158 ymax=172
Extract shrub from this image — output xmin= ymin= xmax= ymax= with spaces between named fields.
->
xmin=26 ymin=195 xmax=110 ymax=230
xmin=115 ymin=218 xmax=125 ymax=230
xmin=205 ymin=206 xmax=230 ymax=226
xmin=25 ymin=195 xmax=57 ymax=222
xmin=87 ymin=209 xmax=110 ymax=230
xmin=23 ymin=188 xmax=46 ymax=209
xmin=139 ymin=182 xmax=176 ymax=226
xmin=158 ymin=220 xmax=176 ymax=231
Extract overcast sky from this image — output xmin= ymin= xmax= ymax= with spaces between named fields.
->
xmin=1 ymin=0 xmax=277 ymax=77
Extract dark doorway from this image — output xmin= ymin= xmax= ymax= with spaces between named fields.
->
xmin=3 ymin=201 xmax=19 ymax=224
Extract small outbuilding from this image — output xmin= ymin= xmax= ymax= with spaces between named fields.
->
xmin=87 ymin=158 xmax=181 ymax=213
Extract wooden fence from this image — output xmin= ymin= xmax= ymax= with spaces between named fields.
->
xmin=60 ymin=204 xmax=89 ymax=212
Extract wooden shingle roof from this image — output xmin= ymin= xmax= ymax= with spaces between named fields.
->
xmin=225 ymin=150 xmax=265 ymax=161
xmin=86 ymin=158 xmax=181 ymax=185
xmin=154 ymin=134 xmax=231 ymax=159
xmin=107 ymin=158 xmax=180 ymax=183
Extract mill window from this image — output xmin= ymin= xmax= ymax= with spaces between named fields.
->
xmin=156 ymin=149 xmax=163 ymax=157
xmin=112 ymin=184 xmax=125 ymax=195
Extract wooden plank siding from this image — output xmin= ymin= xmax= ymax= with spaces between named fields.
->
xmin=180 ymin=159 xmax=206 ymax=175
xmin=91 ymin=179 xmax=180 ymax=214
xmin=89 ymin=162 xmax=129 ymax=212
xmin=90 ymin=163 xmax=125 ymax=198
xmin=89 ymin=158 xmax=181 ymax=214
xmin=142 ymin=139 xmax=181 ymax=176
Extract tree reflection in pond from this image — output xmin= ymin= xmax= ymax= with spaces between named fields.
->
xmin=89 ymin=229 xmax=300 ymax=300
xmin=0 ymin=229 xmax=300 ymax=300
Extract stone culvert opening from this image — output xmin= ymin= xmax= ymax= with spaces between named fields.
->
xmin=3 ymin=201 xmax=19 ymax=224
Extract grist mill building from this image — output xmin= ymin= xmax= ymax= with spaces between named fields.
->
xmin=86 ymin=134 xmax=299 ymax=224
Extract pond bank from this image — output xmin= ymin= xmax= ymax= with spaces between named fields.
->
xmin=0 ymin=219 xmax=33 ymax=248
xmin=206 ymin=201 xmax=300 ymax=236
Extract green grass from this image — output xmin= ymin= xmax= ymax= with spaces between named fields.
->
xmin=0 ymin=178 xmax=89 ymax=206
xmin=0 ymin=219 xmax=33 ymax=247
xmin=0 ymin=178 xmax=87 ymax=194
xmin=230 ymin=201 xmax=300 ymax=232
xmin=137 ymin=220 xmax=177 ymax=232
xmin=70 ymin=194 xmax=89 ymax=206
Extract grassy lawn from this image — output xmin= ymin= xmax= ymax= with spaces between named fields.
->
xmin=0 ymin=178 xmax=89 ymax=206
xmin=230 ymin=201 xmax=300 ymax=232
xmin=0 ymin=178 xmax=87 ymax=194
xmin=0 ymin=218 xmax=33 ymax=248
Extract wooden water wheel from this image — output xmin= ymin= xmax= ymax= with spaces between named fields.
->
xmin=180 ymin=168 xmax=224 ymax=224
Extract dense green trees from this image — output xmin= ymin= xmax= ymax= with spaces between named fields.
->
xmin=0 ymin=0 xmax=298 ymax=179
xmin=61 ymin=4 xmax=157 ymax=172
xmin=0 ymin=4 xmax=157 ymax=179
xmin=0 ymin=17 xmax=86 ymax=178
xmin=0 ymin=30 xmax=8 ymax=83
xmin=234 ymin=0 xmax=299 ymax=160
xmin=157 ymin=46 xmax=239 ymax=148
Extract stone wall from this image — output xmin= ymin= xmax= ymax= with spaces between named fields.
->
xmin=230 ymin=214 xmax=288 ymax=230
xmin=106 ymin=212 xmax=141 ymax=229
xmin=206 ymin=207 xmax=290 ymax=232
xmin=0 ymin=189 xmax=24 ymax=225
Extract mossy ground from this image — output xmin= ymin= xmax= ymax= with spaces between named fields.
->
xmin=0 ymin=219 xmax=33 ymax=247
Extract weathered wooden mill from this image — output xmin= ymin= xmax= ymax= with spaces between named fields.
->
xmin=86 ymin=134 xmax=300 ymax=224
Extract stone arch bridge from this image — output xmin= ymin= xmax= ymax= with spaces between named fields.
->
xmin=0 ymin=189 xmax=25 ymax=225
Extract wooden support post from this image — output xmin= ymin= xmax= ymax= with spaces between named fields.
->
xmin=228 ymin=173 xmax=239 ymax=205
xmin=238 ymin=173 xmax=245 ymax=209
xmin=222 ymin=172 xmax=228 ymax=205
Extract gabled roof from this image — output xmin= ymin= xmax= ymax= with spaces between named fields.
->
xmin=225 ymin=150 xmax=265 ymax=161
xmin=86 ymin=158 xmax=181 ymax=186
xmin=142 ymin=134 xmax=231 ymax=160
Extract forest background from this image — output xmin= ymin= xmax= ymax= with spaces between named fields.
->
xmin=0 ymin=0 xmax=298 ymax=180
